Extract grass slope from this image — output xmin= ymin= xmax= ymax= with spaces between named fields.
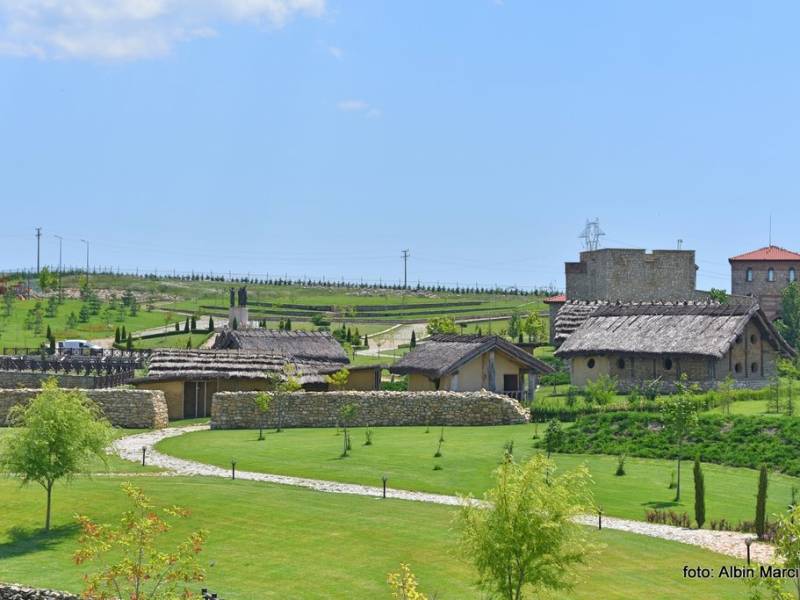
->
xmin=156 ymin=425 xmax=799 ymax=524
xmin=0 ymin=476 xmax=750 ymax=599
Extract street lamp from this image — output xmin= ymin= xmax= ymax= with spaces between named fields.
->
xmin=80 ymin=239 xmax=90 ymax=286
xmin=745 ymin=537 xmax=753 ymax=565
xmin=382 ymin=475 xmax=388 ymax=499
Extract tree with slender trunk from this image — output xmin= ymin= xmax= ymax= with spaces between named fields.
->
xmin=0 ymin=381 xmax=112 ymax=530
xmin=457 ymin=454 xmax=597 ymax=600
xmin=661 ymin=386 xmax=698 ymax=502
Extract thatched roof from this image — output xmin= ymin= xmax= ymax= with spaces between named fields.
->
xmin=555 ymin=300 xmax=796 ymax=359
xmin=554 ymin=301 xmax=608 ymax=345
xmin=212 ymin=329 xmax=348 ymax=363
xmin=136 ymin=349 xmax=349 ymax=385
xmin=390 ymin=335 xmax=554 ymax=379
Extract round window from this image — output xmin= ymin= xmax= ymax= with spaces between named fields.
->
xmin=587 ymin=358 xmax=596 ymax=369
xmin=617 ymin=358 xmax=626 ymax=369
xmin=734 ymin=363 xmax=742 ymax=373
xmin=750 ymin=334 xmax=758 ymax=344
xmin=663 ymin=358 xmax=673 ymax=371
xmin=751 ymin=362 xmax=759 ymax=373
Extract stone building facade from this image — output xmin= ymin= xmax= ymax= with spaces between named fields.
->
xmin=730 ymin=245 xmax=800 ymax=321
xmin=565 ymin=248 xmax=701 ymax=302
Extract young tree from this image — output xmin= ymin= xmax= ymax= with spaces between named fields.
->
xmin=410 ymin=330 xmax=417 ymax=348
xmin=184 ymin=317 xmax=190 ymax=332
xmin=339 ymin=403 xmax=358 ymax=457
xmin=326 ymin=368 xmax=350 ymax=390
xmin=387 ymin=564 xmax=428 ymax=600
xmin=708 ymin=288 xmax=729 ymax=303
xmin=0 ymin=382 xmax=112 ymax=530
xmin=121 ymin=325 xmax=127 ymax=341
xmin=522 ymin=312 xmax=547 ymax=344
xmin=426 ymin=316 xmax=458 ymax=335
xmin=208 ymin=315 xmax=215 ymax=331
xmin=777 ymin=282 xmax=800 ymax=349
xmin=661 ymin=392 xmax=698 ymax=501
xmin=544 ymin=418 xmax=563 ymax=458
xmin=74 ymin=483 xmax=208 ymax=600
xmin=457 ymin=455 xmax=597 ymax=600
xmin=756 ymin=463 xmax=769 ymax=540
xmin=114 ymin=326 xmax=121 ymax=344
xmin=507 ymin=310 xmax=523 ymax=340
xmin=364 ymin=334 xmax=369 ymax=348
xmin=285 ymin=318 xmax=292 ymax=330
xmin=38 ymin=266 xmax=58 ymax=292
xmin=174 ymin=322 xmax=180 ymax=332
xmin=693 ymin=456 xmax=705 ymax=528
xmin=254 ymin=391 xmax=271 ymax=441
xmin=126 ymin=333 xmax=133 ymax=351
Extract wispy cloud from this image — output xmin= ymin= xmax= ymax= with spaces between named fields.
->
xmin=337 ymin=99 xmax=381 ymax=118
xmin=327 ymin=44 xmax=342 ymax=59
xmin=0 ymin=0 xmax=326 ymax=60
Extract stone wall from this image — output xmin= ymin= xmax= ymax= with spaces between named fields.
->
xmin=0 ymin=388 xmax=169 ymax=429
xmin=0 ymin=584 xmax=77 ymax=600
xmin=211 ymin=390 xmax=529 ymax=429
xmin=566 ymin=248 xmax=703 ymax=302
xmin=0 ymin=371 xmax=101 ymax=389
xmin=731 ymin=260 xmax=800 ymax=321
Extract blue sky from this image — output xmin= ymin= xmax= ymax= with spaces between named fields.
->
xmin=1 ymin=1 xmax=798 ymax=291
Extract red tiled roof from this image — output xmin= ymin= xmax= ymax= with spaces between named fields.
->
xmin=543 ymin=294 xmax=567 ymax=303
xmin=729 ymin=245 xmax=800 ymax=262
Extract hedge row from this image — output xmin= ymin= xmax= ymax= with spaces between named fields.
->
xmin=547 ymin=412 xmax=800 ymax=476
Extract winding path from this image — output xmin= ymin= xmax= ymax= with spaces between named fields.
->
xmin=112 ymin=426 xmax=776 ymax=564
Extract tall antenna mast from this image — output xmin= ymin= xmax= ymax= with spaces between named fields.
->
xmin=578 ymin=218 xmax=605 ymax=251
xmin=401 ymin=249 xmax=410 ymax=288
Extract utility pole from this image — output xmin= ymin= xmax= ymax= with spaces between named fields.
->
xmin=54 ymin=235 xmax=63 ymax=302
xmin=35 ymin=227 xmax=42 ymax=274
xmin=81 ymin=239 xmax=89 ymax=287
xmin=401 ymin=249 xmax=410 ymax=289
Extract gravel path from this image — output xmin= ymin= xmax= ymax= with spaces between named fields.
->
xmin=112 ymin=426 xmax=775 ymax=563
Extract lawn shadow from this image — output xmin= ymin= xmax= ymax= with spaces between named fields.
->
xmin=641 ymin=500 xmax=681 ymax=509
xmin=0 ymin=523 xmax=79 ymax=560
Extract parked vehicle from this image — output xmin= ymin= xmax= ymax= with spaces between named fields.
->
xmin=56 ymin=339 xmax=103 ymax=356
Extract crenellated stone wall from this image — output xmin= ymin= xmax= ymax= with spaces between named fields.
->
xmin=211 ymin=390 xmax=529 ymax=429
xmin=0 ymin=388 xmax=169 ymax=429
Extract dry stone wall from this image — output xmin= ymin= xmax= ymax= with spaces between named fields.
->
xmin=211 ymin=390 xmax=529 ymax=429
xmin=0 ymin=584 xmax=77 ymax=600
xmin=0 ymin=371 xmax=99 ymax=389
xmin=0 ymin=388 xmax=168 ymax=429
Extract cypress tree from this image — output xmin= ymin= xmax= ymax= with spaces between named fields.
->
xmin=208 ymin=316 xmax=215 ymax=331
xmin=364 ymin=334 xmax=369 ymax=348
xmin=184 ymin=317 xmax=190 ymax=332
xmin=755 ymin=464 xmax=768 ymax=539
xmin=126 ymin=333 xmax=133 ymax=351
xmin=46 ymin=324 xmax=52 ymax=340
xmin=232 ymin=317 xmax=238 ymax=330
xmin=175 ymin=322 xmax=180 ymax=332
xmin=49 ymin=335 xmax=55 ymax=354
xmin=121 ymin=325 xmax=126 ymax=341
xmin=693 ymin=456 xmax=705 ymax=528
xmin=286 ymin=318 xmax=292 ymax=330
xmin=114 ymin=327 xmax=120 ymax=344
xmin=279 ymin=319 xmax=285 ymax=330
xmin=186 ymin=338 xmax=192 ymax=349
xmin=191 ymin=316 xmax=197 ymax=331
xmin=410 ymin=330 xmax=417 ymax=348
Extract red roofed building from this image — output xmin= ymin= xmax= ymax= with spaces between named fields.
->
xmin=730 ymin=245 xmax=800 ymax=321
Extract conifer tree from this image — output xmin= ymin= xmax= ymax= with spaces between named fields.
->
xmin=184 ymin=317 xmax=190 ymax=332
xmin=208 ymin=316 xmax=215 ymax=331
xmin=114 ymin=327 xmax=120 ymax=344
xmin=364 ymin=334 xmax=369 ymax=348
xmin=756 ymin=464 xmax=769 ymax=539
xmin=286 ymin=318 xmax=292 ymax=330
xmin=121 ymin=326 xmax=126 ymax=341
xmin=693 ymin=456 xmax=705 ymax=528
xmin=191 ymin=316 xmax=197 ymax=331
xmin=410 ymin=330 xmax=417 ymax=348
xmin=126 ymin=333 xmax=133 ymax=351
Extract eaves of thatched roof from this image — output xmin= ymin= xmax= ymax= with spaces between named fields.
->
xmin=389 ymin=334 xmax=554 ymax=379
xmin=554 ymin=300 xmax=796 ymax=359
xmin=212 ymin=329 xmax=348 ymax=363
xmin=554 ymin=301 xmax=608 ymax=345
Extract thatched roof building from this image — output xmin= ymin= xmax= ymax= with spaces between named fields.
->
xmin=553 ymin=300 xmax=608 ymax=346
xmin=555 ymin=300 xmax=795 ymax=389
xmin=212 ymin=329 xmax=348 ymax=363
xmin=390 ymin=335 xmax=553 ymax=398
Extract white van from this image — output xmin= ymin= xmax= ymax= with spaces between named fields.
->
xmin=57 ymin=339 xmax=103 ymax=356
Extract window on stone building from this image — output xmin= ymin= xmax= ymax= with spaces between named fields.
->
xmin=746 ymin=268 xmax=753 ymax=282
xmin=751 ymin=362 xmax=759 ymax=373
xmin=734 ymin=362 xmax=742 ymax=373
xmin=663 ymin=358 xmax=673 ymax=371
xmin=750 ymin=333 xmax=758 ymax=344
xmin=791 ymin=268 xmax=797 ymax=283
xmin=587 ymin=358 xmax=595 ymax=369
xmin=617 ymin=358 xmax=626 ymax=369
xmin=768 ymin=268 xmax=775 ymax=282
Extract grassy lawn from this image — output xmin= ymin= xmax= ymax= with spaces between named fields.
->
xmin=0 ymin=298 xmax=170 ymax=348
xmin=0 ymin=476 xmax=753 ymax=599
xmin=133 ymin=331 xmax=212 ymax=349
xmin=156 ymin=425 xmax=799 ymax=525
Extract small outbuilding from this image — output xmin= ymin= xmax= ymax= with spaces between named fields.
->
xmin=390 ymin=334 xmax=553 ymax=402
xmin=555 ymin=300 xmax=796 ymax=389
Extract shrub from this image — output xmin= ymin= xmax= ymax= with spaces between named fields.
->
xmin=615 ymin=454 xmax=626 ymax=476
xmin=584 ymin=375 xmax=617 ymax=405
xmin=694 ymin=457 xmax=705 ymax=528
